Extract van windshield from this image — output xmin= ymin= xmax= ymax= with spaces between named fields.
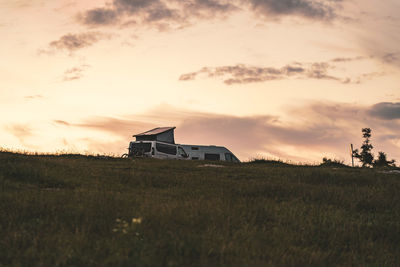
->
xmin=225 ymin=153 xmax=240 ymax=163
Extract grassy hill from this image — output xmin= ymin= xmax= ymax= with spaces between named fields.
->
xmin=1 ymin=151 xmax=400 ymax=266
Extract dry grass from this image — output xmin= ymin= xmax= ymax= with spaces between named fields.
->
xmin=1 ymin=151 xmax=400 ymax=266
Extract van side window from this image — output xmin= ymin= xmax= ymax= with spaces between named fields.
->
xmin=178 ymin=147 xmax=188 ymax=158
xmin=156 ymin=143 xmax=177 ymax=155
xmin=204 ymin=153 xmax=220 ymax=161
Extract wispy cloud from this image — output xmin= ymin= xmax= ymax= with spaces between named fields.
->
xmin=46 ymin=0 xmax=343 ymax=52
xmin=62 ymin=64 xmax=90 ymax=81
xmin=54 ymin=120 xmax=70 ymax=126
xmin=178 ymin=102 xmax=400 ymax=161
xmin=78 ymin=0 xmax=340 ymax=30
xmin=24 ymin=94 xmax=43 ymax=99
xmin=7 ymin=124 xmax=32 ymax=138
xmin=5 ymin=124 xmax=35 ymax=147
xmin=57 ymin=117 xmax=156 ymax=138
xmin=1 ymin=0 xmax=47 ymax=8
xmin=246 ymin=0 xmax=340 ymax=20
xmin=78 ymin=0 xmax=238 ymax=29
xmin=179 ymin=55 xmax=388 ymax=85
xmin=179 ymin=62 xmax=348 ymax=85
xmin=382 ymin=52 xmax=400 ymax=64
xmin=72 ymin=0 xmax=343 ymax=37
xmin=331 ymin=56 xmax=367 ymax=62
xmin=369 ymin=102 xmax=400 ymax=120
xmin=80 ymin=7 xmax=119 ymax=26
xmin=42 ymin=32 xmax=111 ymax=54
xmin=353 ymin=2 xmax=400 ymax=69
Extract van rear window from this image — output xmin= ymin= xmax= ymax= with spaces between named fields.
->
xmin=156 ymin=143 xmax=177 ymax=155
xmin=205 ymin=153 xmax=220 ymax=161
xmin=131 ymin=142 xmax=151 ymax=153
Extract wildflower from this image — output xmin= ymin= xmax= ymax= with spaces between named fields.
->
xmin=132 ymin=217 xmax=142 ymax=224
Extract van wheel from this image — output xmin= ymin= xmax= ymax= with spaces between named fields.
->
xmin=121 ymin=153 xmax=129 ymax=158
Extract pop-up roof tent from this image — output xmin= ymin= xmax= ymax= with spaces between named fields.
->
xmin=133 ymin=127 xmax=176 ymax=144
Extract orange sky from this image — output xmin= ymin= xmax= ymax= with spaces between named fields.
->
xmin=1 ymin=0 xmax=400 ymax=164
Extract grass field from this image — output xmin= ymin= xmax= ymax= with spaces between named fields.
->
xmin=1 ymin=151 xmax=400 ymax=266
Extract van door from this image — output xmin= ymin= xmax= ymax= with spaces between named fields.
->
xmin=204 ymin=153 xmax=220 ymax=161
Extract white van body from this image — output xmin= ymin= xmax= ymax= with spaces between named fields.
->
xmin=180 ymin=144 xmax=240 ymax=162
xmin=128 ymin=141 xmax=188 ymax=160
xmin=128 ymin=141 xmax=240 ymax=162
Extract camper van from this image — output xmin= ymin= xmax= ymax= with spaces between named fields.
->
xmin=128 ymin=140 xmax=240 ymax=162
xmin=126 ymin=127 xmax=240 ymax=163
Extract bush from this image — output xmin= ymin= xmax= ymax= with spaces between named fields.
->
xmin=320 ymin=157 xmax=347 ymax=168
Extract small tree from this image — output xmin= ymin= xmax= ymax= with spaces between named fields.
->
xmin=373 ymin=151 xmax=396 ymax=168
xmin=353 ymin=128 xmax=374 ymax=167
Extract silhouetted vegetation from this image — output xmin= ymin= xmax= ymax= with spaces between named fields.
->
xmin=373 ymin=151 xmax=396 ymax=168
xmin=1 ymin=151 xmax=400 ymax=266
xmin=353 ymin=128 xmax=396 ymax=168
xmin=320 ymin=157 xmax=348 ymax=168
xmin=247 ymin=157 xmax=294 ymax=167
xmin=353 ymin=128 xmax=374 ymax=167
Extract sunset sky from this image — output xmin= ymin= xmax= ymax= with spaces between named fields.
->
xmin=1 ymin=0 xmax=400 ymax=163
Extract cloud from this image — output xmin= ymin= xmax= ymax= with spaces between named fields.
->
xmin=369 ymin=102 xmax=400 ymax=120
xmin=246 ymin=0 xmax=339 ymax=20
xmin=79 ymin=0 xmax=176 ymax=27
xmin=78 ymin=0 xmax=338 ymax=30
xmin=179 ymin=62 xmax=349 ymax=85
xmin=179 ymin=55 xmax=390 ymax=85
xmin=54 ymin=120 xmax=70 ymax=126
xmin=7 ymin=124 xmax=32 ymax=138
xmin=174 ymin=105 xmax=357 ymax=161
xmin=5 ymin=124 xmax=34 ymax=146
xmin=331 ymin=56 xmax=367 ymax=62
xmin=24 ymin=95 xmax=43 ymax=99
xmin=352 ymin=1 xmax=400 ymax=69
xmin=47 ymin=0 xmax=342 ymax=52
xmin=47 ymin=32 xmax=110 ymax=53
xmin=80 ymin=8 xmax=119 ymax=26
xmin=382 ymin=52 xmax=400 ymax=64
xmin=179 ymin=72 xmax=197 ymax=81
xmin=2 ymin=0 xmax=47 ymax=8
xmin=181 ymin=0 xmax=237 ymax=19
xmin=60 ymin=102 xmax=400 ymax=163
xmin=78 ymin=0 xmax=238 ymax=31
xmin=177 ymin=102 xmax=400 ymax=162
xmin=62 ymin=64 xmax=90 ymax=81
